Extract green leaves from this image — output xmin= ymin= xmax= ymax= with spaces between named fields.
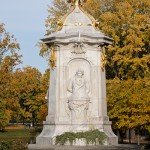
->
xmin=55 ymin=130 xmax=106 ymax=145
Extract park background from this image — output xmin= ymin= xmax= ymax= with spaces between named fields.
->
xmin=0 ymin=0 xmax=150 ymax=149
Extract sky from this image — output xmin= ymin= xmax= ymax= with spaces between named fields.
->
xmin=0 ymin=0 xmax=51 ymax=74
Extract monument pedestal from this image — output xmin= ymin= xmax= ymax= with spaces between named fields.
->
xmin=33 ymin=119 xmax=117 ymax=146
xmin=28 ymin=144 xmax=141 ymax=150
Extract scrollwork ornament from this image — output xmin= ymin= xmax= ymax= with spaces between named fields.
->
xmin=57 ymin=19 xmax=63 ymax=31
xmin=50 ymin=46 xmax=56 ymax=70
xmin=93 ymin=20 xmax=100 ymax=30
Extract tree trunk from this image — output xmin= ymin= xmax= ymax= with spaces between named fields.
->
xmin=119 ymin=130 xmax=124 ymax=143
xmin=137 ymin=129 xmax=140 ymax=145
xmin=129 ymin=129 xmax=131 ymax=144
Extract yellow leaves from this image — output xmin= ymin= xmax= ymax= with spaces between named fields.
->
xmin=37 ymin=105 xmax=48 ymax=123
xmin=37 ymin=42 xmax=49 ymax=59
xmin=0 ymin=99 xmax=11 ymax=128
xmin=107 ymin=78 xmax=150 ymax=130
xmin=10 ymin=67 xmax=49 ymax=122
xmin=0 ymin=23 xmax=20 ymax=65
xmin=45 ymin=0 xmax=68 ymax=35
xmin=25 ymin=112 xmax=32 ymax=118
xmin=97 ymin=0 xmax=150 ymax=79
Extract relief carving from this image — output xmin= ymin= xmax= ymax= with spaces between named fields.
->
xmin=67 ymin=69 xmax=90 ymax=122
xmin=71 ymin=31 xmax=86 ymax=54
xmin=71 ymin=42 xmax=85 ymax=54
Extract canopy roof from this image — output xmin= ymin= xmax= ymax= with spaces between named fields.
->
xmin=41 ymin=1 xmax=113 ymax=45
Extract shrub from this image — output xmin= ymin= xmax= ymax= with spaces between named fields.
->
xmin=55 ymin=129 xmax=106 ymax=145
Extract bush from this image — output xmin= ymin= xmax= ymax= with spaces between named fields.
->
xmin=0 ymin=141 xmax=12 ymax=150
xmin=0 ymin=140 xmax=28 ymax=150
xmin=55 ymin=129 xmax=106 ymax=145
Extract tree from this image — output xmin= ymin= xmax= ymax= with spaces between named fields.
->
xmin=9 ymin=67 xmax=42 ymax=125
xmin=38 ymin=0 xmax=69 ymax=59
xmin=0 ymin=23 xmax=21 ymax=129
xmin=37 ymin=69 xmax=50 ymax=122
xmin=98 ymin=0 xmax=150 ymax=79
xmin=107 ymin=78 xmax=150 ymax=142
xmin=45 ymin=0 xmax=69 ymax=35
xmin=0 ymin=100 xmax=11 ymax=131
xmin=0 ymin=23 xmax=20 ymax=65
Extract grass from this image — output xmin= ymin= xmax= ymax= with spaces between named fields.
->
xmin=0 ymin=129 xmax=35 ymax=141
xmin=0 ymin=128 xmax=42 ymax=150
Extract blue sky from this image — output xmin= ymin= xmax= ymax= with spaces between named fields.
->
xmin=0 ymin=0 xmax=51 ymax=74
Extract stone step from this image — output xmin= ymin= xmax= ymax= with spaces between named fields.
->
xmin=28 ymin=144 xmax=142 ymax=150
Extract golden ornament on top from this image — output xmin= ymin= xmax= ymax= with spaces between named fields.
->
xmin=67 ymin=0 xmax=87 ymax=6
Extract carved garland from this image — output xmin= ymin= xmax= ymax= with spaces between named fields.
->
xmin=101 ymin=46 xmax=107 ymax=72
xmin=50 ymin=46 xmax=56 ymax=70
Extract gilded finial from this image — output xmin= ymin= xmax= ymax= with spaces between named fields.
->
xmin=67 ymin=0 xmax=87 ymax=6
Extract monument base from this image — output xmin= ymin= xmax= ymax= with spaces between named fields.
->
xmin=28 ymin=144 xmax=141 ymax=150
xmin=28 ymin=119 xmax=118 ymax=149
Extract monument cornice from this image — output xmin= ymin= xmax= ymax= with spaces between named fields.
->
xmin=41 ymin=34 xmax=113 ymax=46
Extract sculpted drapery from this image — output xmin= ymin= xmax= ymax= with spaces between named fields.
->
xmin=67 ymin=69 xmax=90 ymax=122
xmin=68 ymin=69 xmax=90 ymax=100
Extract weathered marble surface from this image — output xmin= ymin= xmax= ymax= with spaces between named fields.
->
xmin=29 ymin=144 xmax=141 ymax=150
xmin=28 ymin=1 xmax=118 ymax=149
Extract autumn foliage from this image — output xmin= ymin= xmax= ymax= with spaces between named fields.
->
xmin=0 ymin=0 xmax=150 ymax=135
xmin=0 ymin=24 xmax=49 ymax=129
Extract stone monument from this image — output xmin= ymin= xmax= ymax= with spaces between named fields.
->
xmin=29 ymin=0 xmax=118 ymax=148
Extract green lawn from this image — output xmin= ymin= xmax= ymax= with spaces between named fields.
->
xmin=0 ymin=128 xmax=41 ymax=150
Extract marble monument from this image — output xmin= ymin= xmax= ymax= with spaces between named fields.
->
xmin=29 ymin=0 xmax=118 ymax=148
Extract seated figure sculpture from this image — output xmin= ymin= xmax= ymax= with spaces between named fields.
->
xmin=67 ymin=69 xmax=90 ymax=123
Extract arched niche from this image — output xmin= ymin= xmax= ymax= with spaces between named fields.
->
xmin=66 ymin=58 xmax=91 ymax=98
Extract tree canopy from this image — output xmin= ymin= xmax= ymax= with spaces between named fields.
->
xmin=0 ymin=23 xmax=21 ymax=129
xmin=107 ymin=78 xmax=150 ymax=131
xmin=0 ymin=23 xmax=49 ymax=129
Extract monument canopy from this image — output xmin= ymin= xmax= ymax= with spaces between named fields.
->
xmin=41 ymin=0 xmax=113 ymax=45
